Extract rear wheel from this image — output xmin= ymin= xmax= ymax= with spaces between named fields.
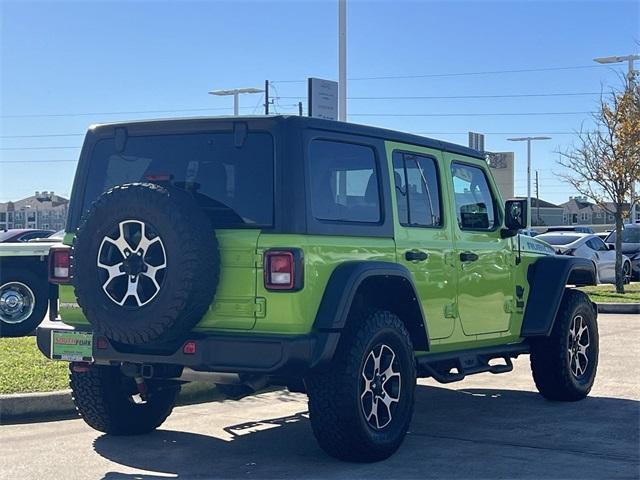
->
xmin=305 ymin=310 xmax=416 ymax=462
xmin=530 ymin=289 xmax=598 ymax=401
xmin=69 ymin=364 xmax=180 ymax=435
xmin=0 ymin=268 xmax=48 ymax=337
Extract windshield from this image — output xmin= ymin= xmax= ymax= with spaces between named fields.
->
xmin=82 ymin=131 xmax=274 ymax=228
xmin=605 ymin=228 xmax=640 ymax=244
xmin=537 ymin=234 xmax=581 ymax=245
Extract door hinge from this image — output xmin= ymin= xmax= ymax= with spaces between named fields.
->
xmin=444 ymin=251 xmax=456 ymax=267
xmin=504 ymin=299 xmax=514 ymax=313
xmin=254 ymin=252 xmax=264 ymax=268
xmin=254 ymin=297 xmax=266 ymax=318
xmin=444 ymin=303 xmax=458 ymax=318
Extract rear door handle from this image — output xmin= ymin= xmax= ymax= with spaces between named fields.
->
xmin=405 ymin=250 xmax=429 ymax=262
xmin=459 ymin=252 xmax=479 ymax=262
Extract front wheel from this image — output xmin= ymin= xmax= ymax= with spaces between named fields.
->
xmin=69 ymin=364 xmax=180 ymax=435
xmin=305 ymin=310 xmax=416 ymax=462
xmin=530 ymin=289 xmax=599 ymax=401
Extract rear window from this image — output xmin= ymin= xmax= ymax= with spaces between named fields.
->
xmin=82 ymin=132 xmax=274 ymax=227
xmin=537 ymin=234 xmax=581 ymax=245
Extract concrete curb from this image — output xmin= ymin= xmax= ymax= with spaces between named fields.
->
xmin=0 ymin=382 xmax=223 ymax=424
xmin=597 ymin=302 xmax=640 ymax=314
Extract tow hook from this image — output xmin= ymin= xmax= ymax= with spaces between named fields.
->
xmin=71 ymin=362 xmax=91 ymax=373
xmin=134 ymin=376 xmax=148 ymax=402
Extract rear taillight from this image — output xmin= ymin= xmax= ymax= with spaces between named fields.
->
xmin=264 ymin=249 xmax=303 ymax=291
xmin=49 ymin=247 xmax=71 ymax=284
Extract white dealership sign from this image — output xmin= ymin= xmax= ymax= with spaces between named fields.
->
xmin=308 ymin=78 xmax=339 ymax=121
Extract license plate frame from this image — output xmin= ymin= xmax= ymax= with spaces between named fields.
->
xmin=51 ymin=330 xmax=93 ymax=362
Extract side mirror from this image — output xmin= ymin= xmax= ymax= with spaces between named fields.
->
xmin=501 ymin=199 xmax=527 ymax=238
xmin=607 ymin=243 xmax=615 ymax=251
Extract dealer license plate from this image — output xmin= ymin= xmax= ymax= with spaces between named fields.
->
xmin=51 ymin=331 xmax=93 ymax=362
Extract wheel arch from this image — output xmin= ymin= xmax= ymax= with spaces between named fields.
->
xmin=313 ymin=261 xmax=429 ymax=351
xmin=521 ymin=255 xmax=597 ymax=337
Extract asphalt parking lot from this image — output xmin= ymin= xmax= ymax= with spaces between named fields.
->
xmin=1 ymin=313 xmax=638 ymax=480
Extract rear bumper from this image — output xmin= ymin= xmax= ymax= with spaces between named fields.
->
xmin=36 ymin=323 xmax=340 ymax=376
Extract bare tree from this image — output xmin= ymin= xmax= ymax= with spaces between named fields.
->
xmin=558 ymin=79 xmax=640 ymax=293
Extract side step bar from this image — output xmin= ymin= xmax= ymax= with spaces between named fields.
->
xmin=416 ymin=343 xmax=529 ymax=384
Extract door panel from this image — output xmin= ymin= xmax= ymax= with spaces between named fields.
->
xmin=392 ymin=150 xmax=456 ymax=340
xmin=447 ymin=158 xmax=513 ymax=335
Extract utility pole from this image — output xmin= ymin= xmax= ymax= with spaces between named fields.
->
xmin=507 ymin=136 xmax=551 ymax=229
xmin=535 ymin=170 xmax=540 ymax=225
xmin=338 ymin=0 xmax=347 ymax=121
xmin=264 ymin=80 xmax=270 ymax=115
xmin=298 ymin=102 xmax=303 ymax=116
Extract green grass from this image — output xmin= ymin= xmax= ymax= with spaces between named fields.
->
xmin=579 ymin=282 xmax=640 ymax=303
xmin=0 ymin=337 xmax=69 ymax=394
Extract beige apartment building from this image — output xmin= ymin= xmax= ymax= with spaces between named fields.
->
xmin=0 ymin=191 xmax=69 ymax=231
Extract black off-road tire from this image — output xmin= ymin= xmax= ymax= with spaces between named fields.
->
xmin=73 ymin=183 xmax=219 ymax=345
xmin=0 ymin=268 xmax=48 ymax=337
xmin=530 ymin=289 xmax=599 ymax=401
xmin=69 ymin=364 xmax=180 ymax=435
xmin=305 ymin=310 xmax=416 ymax=462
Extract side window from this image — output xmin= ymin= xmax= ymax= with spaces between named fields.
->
xmin=589 ymin=237 xmax=608 ymax=251
xmin=309 ymin=140 xmax=380 ymax=223
xmin=450 ymin=162 xmax=497 ymax=231
xmin=393 ymin=151 xmax=442 ymax=227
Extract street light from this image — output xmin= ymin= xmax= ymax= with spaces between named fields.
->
xmin=507 ymin=136 xmax=552 ymax=229
xmin=594 ymin=54 xmax=640 ymax=84
xmin=594 ymin=53 xmax=640 ymax=223
xmin=208 ymin=87 xmax=264 ymax=116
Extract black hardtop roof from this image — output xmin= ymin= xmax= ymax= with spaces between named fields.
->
xmin=89 ymin=115 xmax=485 ymax=160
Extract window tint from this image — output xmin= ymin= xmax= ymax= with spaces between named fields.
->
xmin=450 ymin=162 xmax=496 ymax=230
xmin=309 ymin=140 xmax=380 ymax=223
xmin=587 ymin=237 xmax=608 ymax=251
xmin=393 ymin=152 xmax=442 ymax=227
xmin=84 ymin=132 xmax=274 ymax=227
xmin=606 ymin=228 xmax=640 ymax=244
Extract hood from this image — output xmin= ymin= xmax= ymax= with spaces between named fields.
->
xmin=519 ymin=235 xmax=557 ymax=256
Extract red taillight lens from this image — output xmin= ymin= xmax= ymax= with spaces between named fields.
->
xmin=49 ymin=247 xmax=71 ymax=284
xmin=264 ymin=250 xmax=303 ymax=291
xmin=183 ymin=341 xmax=197 ymax=355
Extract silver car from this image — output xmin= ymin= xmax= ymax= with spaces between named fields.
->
xmin=536 ymin=232 xmax=631 ymax=284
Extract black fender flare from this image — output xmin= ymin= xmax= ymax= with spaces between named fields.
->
xmin=313 ymin=261 xmax=429 ymax=350
xmin=521 ymin=255 xmax=597 ymax=337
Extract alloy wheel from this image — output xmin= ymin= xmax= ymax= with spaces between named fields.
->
xmin=568 ymin=314 xmax=590 ymax=378
xmin=97 ymin=220 xmax=167 ymax=308
xmin=360 ymin=343 xmax=402 ymax=430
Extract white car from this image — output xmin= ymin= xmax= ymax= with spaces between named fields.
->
xmin=536 ymin=232 xmax=631 ymax=284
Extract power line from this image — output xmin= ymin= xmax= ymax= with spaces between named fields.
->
xmin=0 ymin=133 xmax=85 ymax=139
xmin=350 ymin=111 xmax=593 ymax=117
xmin=271 ymin=64 xmax=608 ymax=83
xmin=0 ymin=146 xmax=80 ymax=150
xmin=0 ymin=159 xmax=77 ymax=163
xmin=277 ymin=92 xmax=602 ymax=100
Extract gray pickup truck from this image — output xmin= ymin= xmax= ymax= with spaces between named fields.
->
xmin=0 ymin=236 xmax=61 ymax=336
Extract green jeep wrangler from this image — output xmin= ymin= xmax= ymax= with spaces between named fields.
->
xmin=37 ymin=116 xmax=599 ymax=462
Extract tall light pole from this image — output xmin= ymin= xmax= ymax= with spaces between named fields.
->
xmin=338 ymin=0 xmax=347 ymax=121
xmin=209 ymin=87 xmax=264 ymax=116
xmin=507 ymin=136 xmax=551 ymax=229
xmin=594 ymin=54 xmax=640 ymax=223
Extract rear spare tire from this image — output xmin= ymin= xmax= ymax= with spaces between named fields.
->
xmin=73 ymin=183 xmax=219 ymax=345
